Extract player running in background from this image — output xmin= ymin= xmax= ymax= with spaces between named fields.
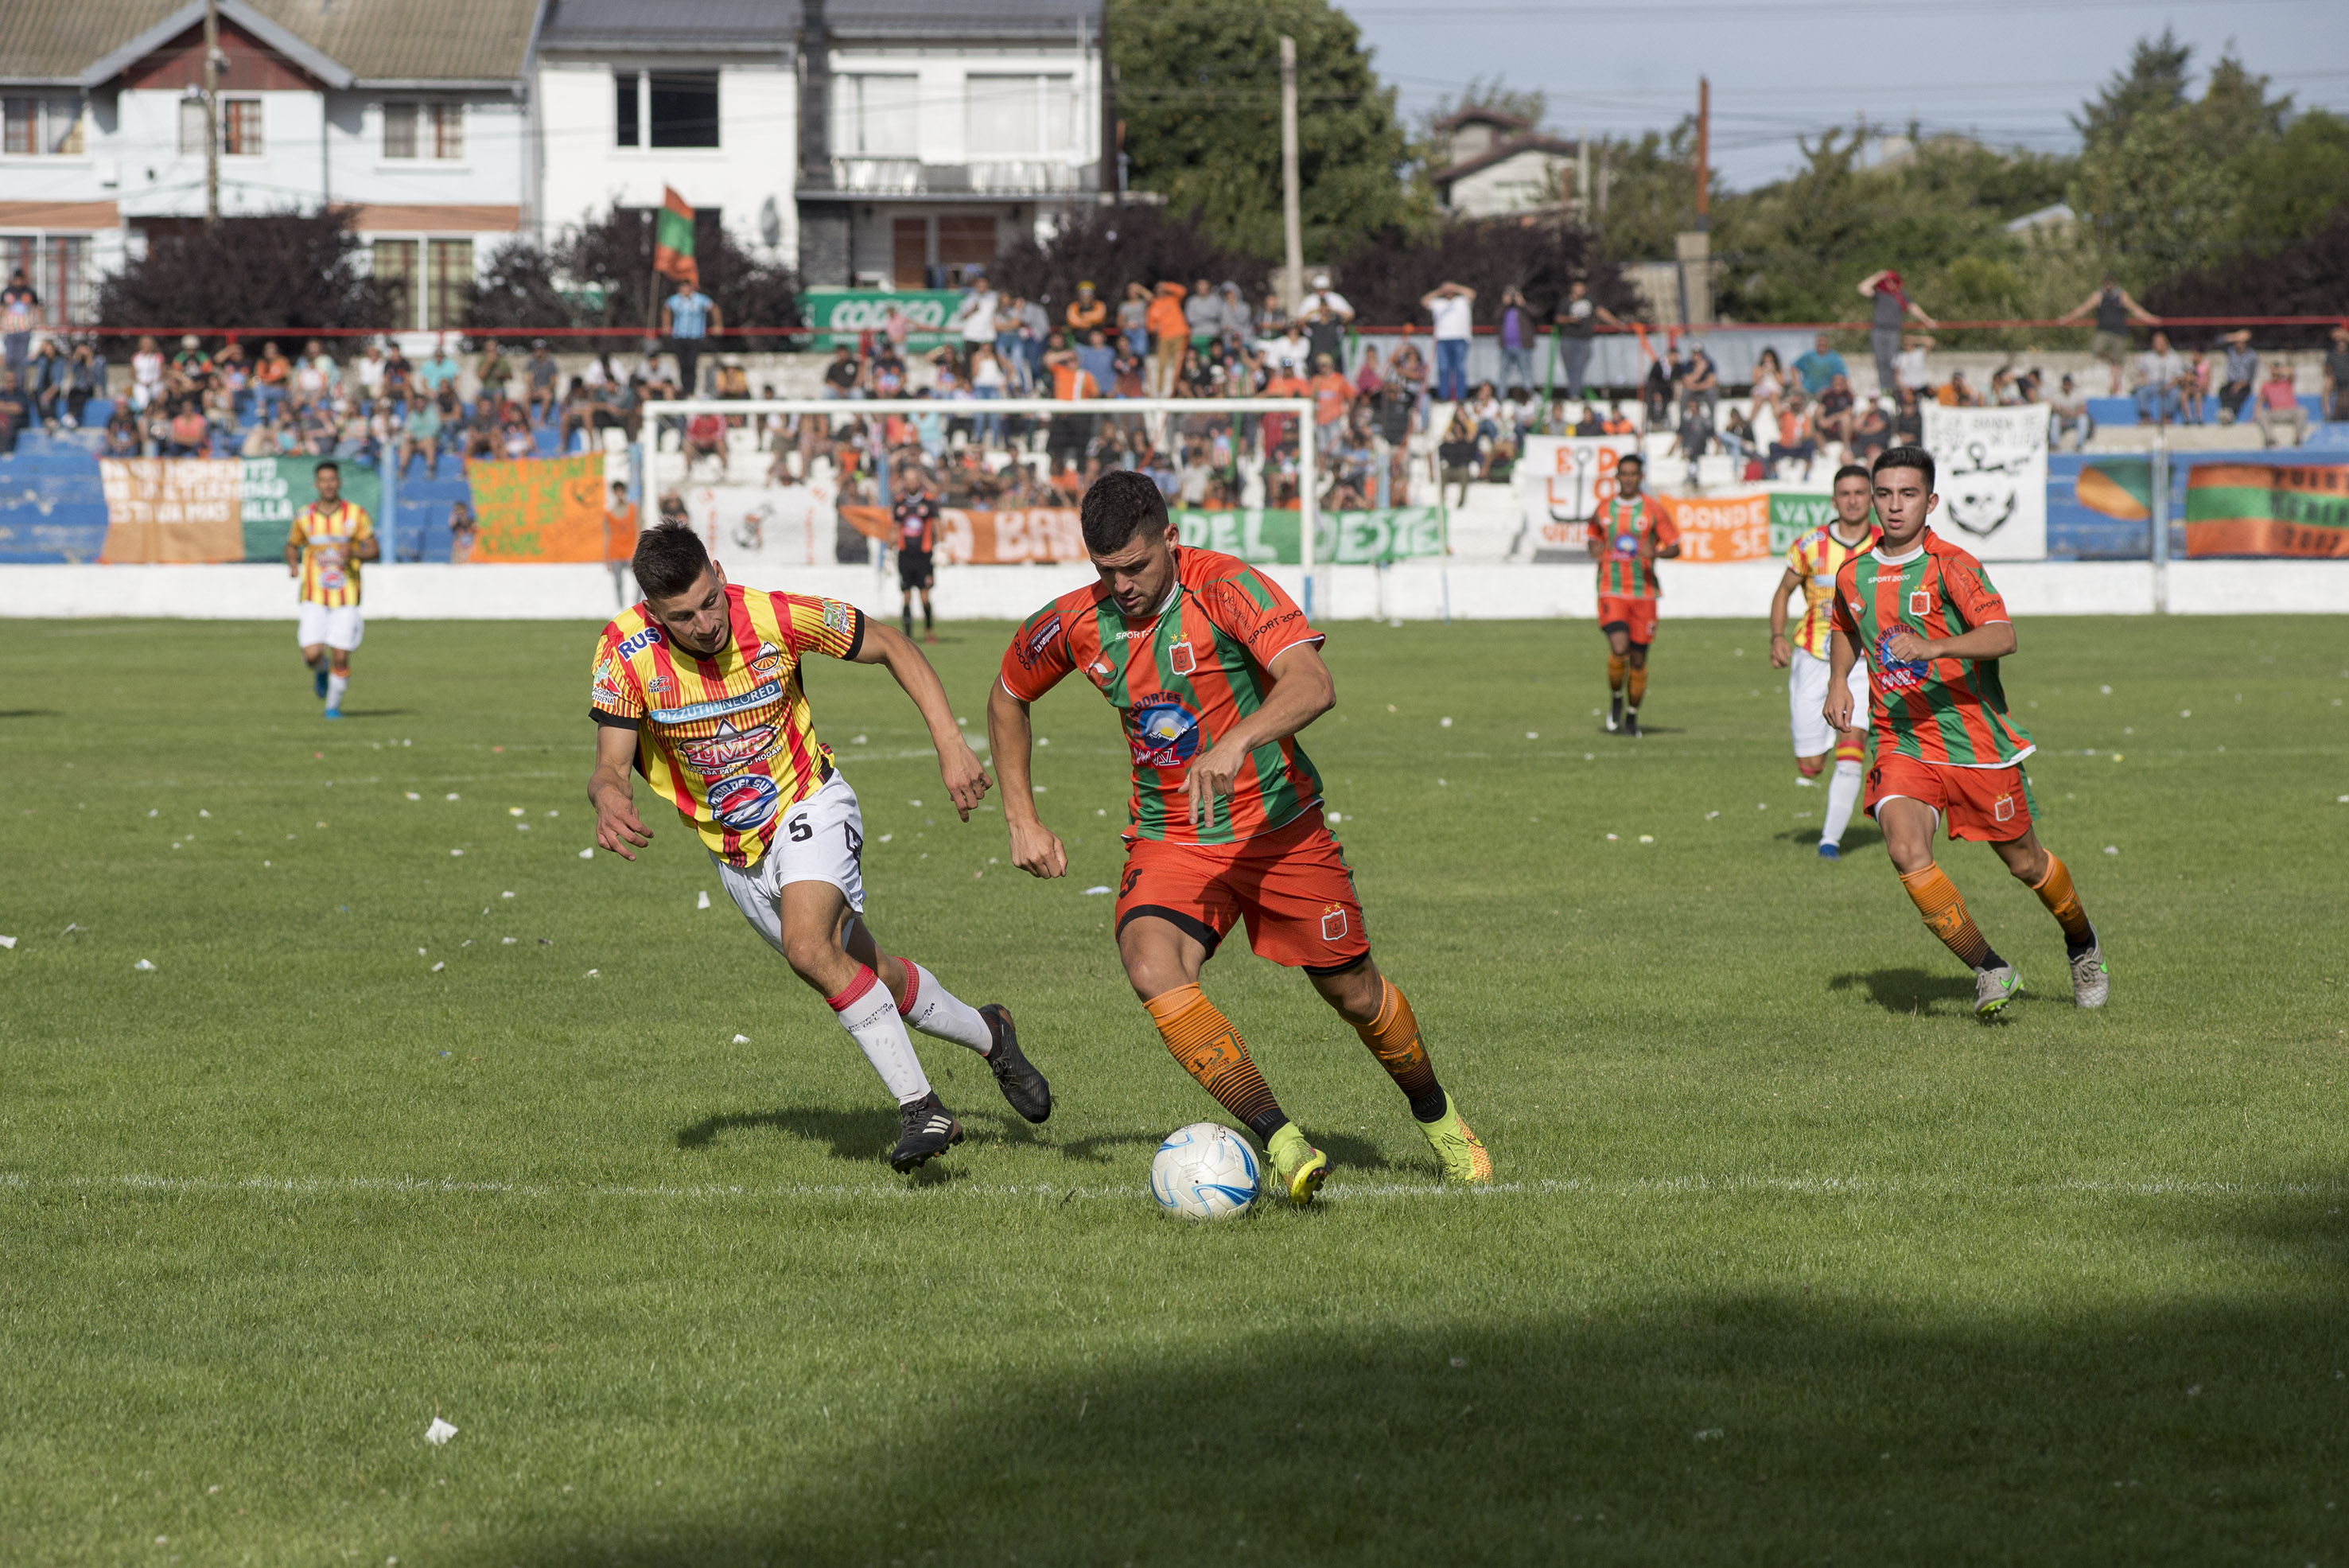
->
xmin=588 ymin=523 xmax=1052 ymax=1171
xmin=1588 ymin=453 xmax=1679 ymax=737
xmin=893 ymin=464 xmax=939 ymax=643
xmin=988 ymin=472 xmax=1489 ymax=1204
xmin=1768 ymin=464 xmax=1880 ymax=858
xmin=284 ymin=460 xmax=376 ymax=719
xmin=1826 ymin=445 xmax=2109 ymax=1016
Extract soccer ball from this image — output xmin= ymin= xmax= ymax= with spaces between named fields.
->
xmin=1149 ymin=1123 xmax=1260 ymax=1220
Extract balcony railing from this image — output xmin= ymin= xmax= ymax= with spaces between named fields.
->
xmin=827 ymin=156 xmax=1097 ymax=196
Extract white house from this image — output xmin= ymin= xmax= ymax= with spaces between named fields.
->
xmin=0 ymin=0 xmax=540 ymax=332
xmin=1427 ymin=107 xmax=1578 ymax=220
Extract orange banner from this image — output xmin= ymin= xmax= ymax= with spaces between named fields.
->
xmin=97 ymin=458 xmax=245 ymax=563
xmin=465 ymin=453 xmax=608 ymax=562
xmin=1659 ymin=492 xmax=1774 ymax=562
xmin=842 ymin=504 xmax=1088 ymax=565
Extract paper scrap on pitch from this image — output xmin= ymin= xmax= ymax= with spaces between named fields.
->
xmin=1082 ymin=885 xmax=1111 ymax=896
xmin=134 ymin=958 xmax=154 ymax=971
xmin=425 ymin=1417 xmax=458 ymax=1445
xmin=579 ymin=848 xmax=594 ymax=858
xmin=0 ymin=935 xmax=15 ymax=949
xmin=733 ymin=1033 xmax=750 ymax=1044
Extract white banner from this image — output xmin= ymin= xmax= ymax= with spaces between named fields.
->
xmin=1519 ymin=434 xmax=1642 ymax=552
xmin=1920 ymin=403 xmax=2048 ymax=562
xmin=679 ymin=479 xmax=834 ymax=569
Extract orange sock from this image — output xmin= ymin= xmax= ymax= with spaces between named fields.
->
xmin=1145 ymin=985 xmax=1285 ymax=1141
xmin=1607 ymin=654 xmax=1626 ymax=691
xmin=2030 ymin=853 xmax=2094 ymax=945
xmin=1627 ymin=666 xmax=1648 ymax=706
xmin=1900 ymin=862 xmax=1999 ymax=971
xmin=1353 ymin=979 xmax=1447 ymax=1122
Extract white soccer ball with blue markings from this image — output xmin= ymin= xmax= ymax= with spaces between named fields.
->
xmin=1150 ymin=1123 xmax=1260 ymax=1220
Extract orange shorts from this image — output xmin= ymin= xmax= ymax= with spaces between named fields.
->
xmin=1865 ymin=753 xmax=2037 ymax=842
xmin=1597 ymin=595 xmax=1659 ymax=644
xmin=1114 ymin=807 xmax=1371 ymax=975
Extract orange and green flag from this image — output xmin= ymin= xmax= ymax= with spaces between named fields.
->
xmin=653 ymin=186 xmax=698 ymax=293
xmin=2184 ymin=462 xmax=2349 ymax=558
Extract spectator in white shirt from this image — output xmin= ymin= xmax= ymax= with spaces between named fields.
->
xmin=952 ymin=283 xmax=1000 ymax=350
xmin=1298 ymin=272 xmax=1354 ymax=372
xmin=1421 ymin=282 xmax=1476 ymax=403
xmin=2133 ymin=330 xmax=2186 ymax=424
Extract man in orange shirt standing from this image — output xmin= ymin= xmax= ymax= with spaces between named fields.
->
xmin=1308 ymin=352 xmax=1352 ymax=453
xmin=1064 ymin=280 xmax=1107 ymax=338
xmin=603 ymin=480 xmax=640 ymax=564
xmin=1145 ymin=280 xmax=1190 ymax=399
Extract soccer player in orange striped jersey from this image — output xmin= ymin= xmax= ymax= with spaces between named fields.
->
xmin=1826 ymin=445 xmax=2109 ymax=1016
xmin=1768 ymin=463 xmax=1879 ymax=857
xmin=587 ymin=524 xmax=1056 ymax=1173
xmin=283 ymin=460 xmax=376 ymax=719
xmin=988 ymin=472 xmax=1490 ymax=1204
xmin=1586 ymin=453 xmax=1679 ymax=736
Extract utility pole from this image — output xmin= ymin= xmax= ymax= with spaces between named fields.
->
xmin=1674 ymin=76 xmax=1713 ymax=325
xmin=202 ymin=0 xmax=221 ymax=224
xmin=1577 ymin=126 xmax=1591 ymax=222
xmin=1279 ymin=34 xmax=1303 ymax=311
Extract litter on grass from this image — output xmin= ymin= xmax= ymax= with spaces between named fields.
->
xmin=0 ymin=936 xmax=15 ymax=949
xmin=134 ymin=959 xmax=154 ymax=971
xmin=585 ymin=969 xmax=600 ymax=978
xmin=431 ymin=961 xmax=445 ymax=971
xmin=445 ymin=793 xmax=460 ymax=801
xmin=877 ymin=833 xmax=893 ymax=843
xmin=2105 ymin=845 xmax=2120 ymax=854
xmin=450 ymin=849 xmax=464 ymax=857
xmin=502 ymin=891 xmax=515 ymax=899
xmin=1639 ymin=835 xmax=1655 ymax=844
xmin=502 ymin=937 xmax=516 ymax=945
xmin=1082 ymin=885 xmax=1111 ymax=896
xmin=578 ymin=848 xmax=594 ymax=858
xmin=508 ymin=807 xmax=525 ymax=817
xmin=697 ymin=890 xmax=711 ymax=909
xmin=406 ymin=792 xmax=421 ymax=801
xmin=425 ymin=1418 xmax=458 ymax=1445
xmin=733 ymin=1034 xmax=750 ymax=1045
xmin=199 ymin=809 xmax=210 ymax=818
xmin=1441 ymin=717 xmax=1453 ymax=727
xmin=1526 ymin=731 xmax=1539 ymax=740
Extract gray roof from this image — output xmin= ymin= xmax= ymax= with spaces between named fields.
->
xmin=539 ymin=0 xmax=1101 ymax=51
xmin=2 ymin=0 xmax=543 ymax=88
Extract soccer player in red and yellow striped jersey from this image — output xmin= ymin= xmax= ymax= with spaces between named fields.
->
xmin=989 ymin=472 xmax=1490 ymax=1204
xmin=283 ymin=461 xmax=376 ymax=718
xmin=1826 ymin=446 xmax=2109 ymax=1015
xmin=1768 ymin=464 xmax=1879 ymax=856
xmin=1585 ymin=453 xmax=1679 ymax=736
xmin=587 ymin=524 xmax=1056 ymax=1172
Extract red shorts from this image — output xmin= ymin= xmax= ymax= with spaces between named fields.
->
xmin=1865 ymin=753 xmax=2037 ymax=842
xmin=1597 ymin=595 xmax=1659 ymax=644
xmin=1114 ymin=807 xmax=1371 ymax=974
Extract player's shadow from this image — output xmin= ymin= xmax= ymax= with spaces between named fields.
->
xmin=0 ymin=709 xmax=61 ymax=719
xmin=675 ymin=1105 xmax=897 ymax=1161
xmin=326 ymin=707 xmax=417 ymax=718
xmin=1828 ymin=967 xmax=1987 ymax=1017
xmin=1316 ymin=1130 xmax=1401 ymax=1173
xmin=1048 ymin=1130 xmax=1173 ymax=1165
xmin=1779 ymin=823 xmax=1882 ymax=850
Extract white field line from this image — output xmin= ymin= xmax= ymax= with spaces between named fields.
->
xmin=1 ymin=1171 xmax=2339 ymax=1207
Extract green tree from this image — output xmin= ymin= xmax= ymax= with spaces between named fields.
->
xmin=2225 ymin=110 xmax=2349 ymax=249
xmin=1109 ymin=0 xmax=1425 ymax=262
xmin=2071 ymin=27 xmax=2191 ymax=146
xmin=1586 ymin=119 xmax=1708 ymax=265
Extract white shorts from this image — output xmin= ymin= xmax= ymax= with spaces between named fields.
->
xmin=1788 ymin=646 xmax=1869 ymax=757
xmin=297 ymin=603 xmax=364 ymax=652
xmin=714 ymin=771 xmax=868 ymax=954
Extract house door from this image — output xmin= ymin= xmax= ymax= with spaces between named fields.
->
xmin=892 ymin=217 xmax=928 ymax=288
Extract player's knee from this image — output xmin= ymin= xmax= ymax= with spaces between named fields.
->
xmin=1797 ymin=756 xmax=1825 ymax=777
xmin=780 ymin=928 xmax=840 ymax=982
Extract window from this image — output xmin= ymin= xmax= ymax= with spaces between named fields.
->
xmin=179 ymin=98 xmax=206 ymax=156
xmin=427 ymin=239 xmax=473 ymax=329
xmin=0 ymin=236 xmax=86 ymax=323
xmin=372 ymin=239 xmax=417 ymax=328
xmin=2 ymin=97 xmax=84 ymax=157
xmin=385 ymin=103 xmax=464 ymax=161
xmin=834 ymin=75 xmax=918 ymax=158
xmin=222 ymin=99 xmax=263 ymax=157
xmin=615 ymin=71 xmax=719 ymax=149
xmin=966 ymin=76 xmax=1075 ymax=159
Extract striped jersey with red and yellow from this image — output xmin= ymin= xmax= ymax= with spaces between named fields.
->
xmin=1587 ymin=492 xmax=1678 ymax=599
xmin=1000 ymin=547 xmax=1325 ymax=846
xmin=288 ymin=499 xmax=374 ymax=608
xmin=1830 ymin=529 xmax=2033 ymax=768
xmin=1785 ymin=520 xmax=1880 ymax=659
xmin=590 ymin=585 xmax=865 ymax=866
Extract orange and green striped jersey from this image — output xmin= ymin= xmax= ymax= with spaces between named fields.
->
xmin=1830 ymin=529 xmax=2033 ymax=768
xmin=589 ymin=585 xmax=865 ymax=866
xmin=1000 ymin=547 xmax=1326 ymax=845
xmin=287 ymin=499 xmax=374 ymax=608
xmin=1785 ymin=520 xmax=1880 ymax=659
xmin=1587 ymin=492 xmax=1678 ymax=599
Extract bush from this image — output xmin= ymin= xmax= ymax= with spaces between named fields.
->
xmin=2146 ymin=209 xmax=2349 ymax=348
xmin=95 ymin=210 xmax=392 ymax=353
xmin=1327 ymin=216 xmax=1632 ymax=328
xmin=989 ymin=204 xmax=1270 ymax=312
xmin=465 ymin=206 xmax=803 ymax=348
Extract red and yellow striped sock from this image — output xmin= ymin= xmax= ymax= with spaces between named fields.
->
xmin=1900 ymin=862 xmax=1997 ymax=971
xmin=1352 ymin=979 xmax=1447 ymax=1123
xmin=1145 ymin=985 xmax=1286 ymax=1142
xmin=2029 ymin=854 xmax=2094 ymax=945
xmin=1627 ymin=666 xmax=1648 ymax=706
xmin=1835 ymin=736 xmax=1867 ymax=766
xmin=1607 ymin=654 xmax=1626 ymax=692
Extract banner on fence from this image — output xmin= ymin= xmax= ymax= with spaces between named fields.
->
xmin=2184 ymin=463 xmax=2349 ymax=557
xmin=842 ymin=504 xmax=1447 ymax=566
xmin=465 ymin=453 xmax=609 ymax=562
xmin=239 ymin=456 xmax=383 ymax=562
xmin=1520 ymin=435 xmax=1641 ymax=551
xmin=1921 ymin=403 xmax=2049 ymax=560
xmin=1657 ymin=492 xmax=1773 ymax=562
xmin=96 ymin=458 xmax=244 ymax=563
xmin=799 ymin=290 xmax=965 ymax=351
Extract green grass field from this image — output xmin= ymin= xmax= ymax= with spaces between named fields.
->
xmin=2 ymin=612 xmax=2345 ymax=1566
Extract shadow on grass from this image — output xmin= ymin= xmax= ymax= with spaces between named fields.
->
xmin=327 ymin=707 xmax=418 ymax=719
xmin=1830 ymin=967 xmax=1985 ymax=1017
xmin=675 ymin=1105 xmax=897 ymax=1160
xmin=1779 ymin=823 xmax=1884 ymax=851
xmin=473 ymin=1249 xmax=2349 ymax=1566
xmin=0 ymin=708 xmax=62 ymax=719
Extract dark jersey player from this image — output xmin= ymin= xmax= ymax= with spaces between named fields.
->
xmin=893 ymin=471 xmax=939 ymax=643
xmin=987 ymin=471 xmax=1490 ymax=1204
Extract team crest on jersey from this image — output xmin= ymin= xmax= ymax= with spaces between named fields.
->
xmin=1908 ymin=589 xmax=1933 ymax=617
xmin=749 ymin=640 xmax=784 ymax=678
xmin=1169 ymin=640 xmax=1196 ymax=675
xmin=1320 ymin=905 xmax=1349 ymax=942
xmin=1993 ymin=792 xmax=2016 ymax=823
xmin=674 ymin=717 xmax=780 ymax=776
xmin=1127 ymin=697 xmax=1202 ymax=767
xmin=707 ymin=772 xmax=780 ymax=834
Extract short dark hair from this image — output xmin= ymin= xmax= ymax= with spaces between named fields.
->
xmin=313 ymin=459 xmax=339 ymax=477
xmin=633 ymin=522 xmax=711 ymax=601
xmin=1080 ymin=469 xmax=1170 ymax=554
xmin=1832 ymin=463 xmax=1871 ymax=488
xmin=1616 ymin=453 xmax=1644 ymax=470
xmin=1873 ymin=445 xmax=1935 ymax=491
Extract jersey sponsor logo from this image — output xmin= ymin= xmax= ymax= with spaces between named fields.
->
xmin=617 ymin=624 xmax=664 ymax=659
xmin=1612 ymin=532 xmax=1640 ymax=555
xmin=650 ymin=679 xmax=783 ymax=726
xmin=592 ymin=677 xmax=626 ymax=707
xmin=1128 ymin=697 xmax=1203 ymax=767
xmin=673 ymin=717 xmax=780 ymax=776
xmin=645 ymin=674 xmax=673 ymax=694
xmin=707 ymin=772 xmax=780 ymax=834
xmin=1017 ymin=615 xmax=1063 ymax=670
xmin=821 ymin=600 xmax=850 ymax=637
xmin=1119 ymin=863 xmax=1143 ymax=898
xmin=1876 ymin=630 xmax=1928 ymax=692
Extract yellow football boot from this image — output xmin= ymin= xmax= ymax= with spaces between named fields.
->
xmin=1264 ymin=1122 xmax=1332 ymax=1206
xmin=1420 ymin=1093 xmax=1492 ymax=1183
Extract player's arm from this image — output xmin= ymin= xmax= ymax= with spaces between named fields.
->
xmin=1823 ymin=622 xmax=1860 ymax=730
xmin=283 ymin=519 xmax=303 ymax=577
xmin=1184 ymin=642 xmax=1336 ymax=830
xmin=589 ymin=721 xmax=652 ymax=861
xmin=987 ymin=680 xmax=1066 ymax=880
xmin=1883 ymin=621 xmax=2016 ymax=664
xmin=1767 ymin=568 xmax=1802 ymax=667
xmin=850 ymin=620 xmax=991 ymax=821
xmin=352 ymin=516 xmax=380 ymax=562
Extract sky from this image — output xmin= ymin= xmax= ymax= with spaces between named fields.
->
xmin=1336 ymin=0 xmax=2349 ymax=189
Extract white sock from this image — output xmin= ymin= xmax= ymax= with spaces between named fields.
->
xmin=325 ymin=673 xmax=348 ymax=709
xmin=894 ymin=959 xmax=994 ymax=1056
xmin=827 ymin=967 xmax=931 ymax=1105
xmin=1822 ymin=759 xmax=1863 ymax=846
